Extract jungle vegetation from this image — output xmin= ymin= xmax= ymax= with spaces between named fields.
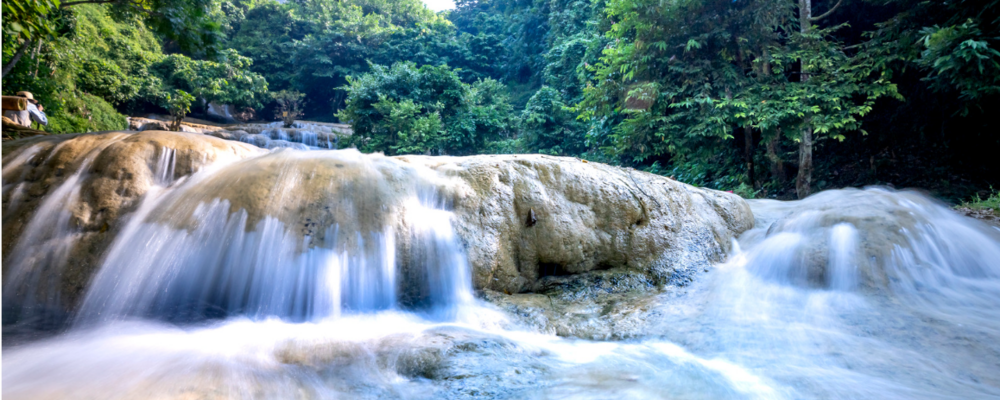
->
xmin=3 ymin=0 xmax=998 ymax=201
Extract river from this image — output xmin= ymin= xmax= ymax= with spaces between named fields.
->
xmin=3 ymin=141 xmax=999 ymax=399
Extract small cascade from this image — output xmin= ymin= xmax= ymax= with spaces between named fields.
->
xmin=71 ymin=149 xmax=473 ymax=325
xmin=1 ymin=144 xmax=45 ymax=221
xmin=2 ymin=136 xmax=128 ymax=327
xmin=153 ymin=147 xmax=176 ymax=185
xmin=645 ymin=188 xmax=1000 ymax=399
xmin=827 ymin=223 xmax=859 ymax=291
xmin=218 ymin=121 xmax=349 ymax=150
xmin=739 ymin=189 xmax=1000 ymax=297
xmin=2 ymin=168 xmax=87 ymax=326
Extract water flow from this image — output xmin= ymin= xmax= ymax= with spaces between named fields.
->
xmin=154 ymin=147 xmax=176 ymax=185
xmin=5 ymin=166 xmax=1000 ymax=399
xmin=827 ymin=223 xmax=859 ymax=290
xmin=228 ymin=121 xmax=344 ymax=150
xmin=650 ymin=188 xmax=1000 ymax=399
xmin=72 ymin=149 xmax=473 ymax=324
xmin=2 ymin=136 xmax=127 ymax=327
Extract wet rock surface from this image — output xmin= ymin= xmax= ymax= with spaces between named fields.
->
xmin=2 ymin=131 xmax=752 ymax=319
xmin=403 ymin=154 xmax=753 ymax=295
xmin=956 ymin=207 xmax=1000 ymax=228
xmin=274 ymin=325 xmax=550 ymax=399
xmin=2 ymin=131 xmax=263 ymax=311
xmin=745 ymin=188 xmax=1000 ymax=291
xmin=482 ymin=268 xmax=667 ymax=340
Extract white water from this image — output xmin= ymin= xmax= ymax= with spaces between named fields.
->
xmin=2 ymin=135 xmax=127 ymax=327
xmin=227 ymin=121 xmax=347 ymax=150
xmin=4 ymin=150 xmax=1000 ymax=400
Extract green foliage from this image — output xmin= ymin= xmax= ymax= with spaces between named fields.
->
xmin=272 ymin=89 xmax=305 ymax=127
xmin=725 ymin=24 xmax=902 ymax=143
xmin=45 ymin=92 xmax=128 ymax=133
xmin=3 ymin=0 xmax=225 ymax=68
xmin=918 ymin=20 xmax=1000 ymax=104
xmin=152 ymin=49 xmax=269 ymax=109
xmin=338 ymin=62 xmax=514 ymax=155
xmin=225 ymin=0 xmax=481 ymax=117
xmin=520 ymin=87 xmax=586 ymax=155
xmin=465 ymin=78 xmax=517 ymax=149
xmin=4 ymin=4 xmax=270 ymax=135
xmin=579 ymin=0 xmax=749 ymax=164
xmin=2 ymin=0 xmax=65 ymax=65
xmin=576 ymin=0 xmax=901 ymax=199
xmin=103 ymin=0 xmax=225 ymax=58
xmin=372 ymin=96 xmax=444 ymax=154
xmin=732 ymin=182 xmax=760 ymax=199
xmin=165 ymin=89 xmax=195 ymax=131
xmin=61 ymin=5 xmax=164 ymax=108
xmin=643 ymin=147 xmax=745 ymax=191
xmin=961 ymin=188 xmax=1000 ymax=213
xmin=223 ymin=2 xmax=303 ymax=92
xmin=5 ymin=0 xmax=1000 ymax=200
xmin=3 ymin=5 xmax=158 ymax=132
xmin=864 ymin=0 xmax=1000 ymax=114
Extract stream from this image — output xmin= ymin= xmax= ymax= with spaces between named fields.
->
xmin=3 ymin=142 xmax=1000 ymax=399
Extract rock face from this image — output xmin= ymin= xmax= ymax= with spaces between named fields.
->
xmin=402 ymin=154 xmax=752 ymax=294
xmin=2 ymin=131 xmax=752 ymax=318
xmin=2 ymin=131 xmax=263 ymax=313
xmin=128 ymin=117 xmax=226 ymax=134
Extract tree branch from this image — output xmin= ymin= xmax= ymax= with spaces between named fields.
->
xmin=811 ymin=0 xmax=843 ymax=22
xmin=60 ymin=0 xmax=116 ymax=8
xmin=2 ymin=37 xmax=33 ymax=78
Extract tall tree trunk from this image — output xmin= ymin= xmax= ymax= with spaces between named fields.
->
xmin=796 ymin=126 xmax=813 ymax=197
xmin=796 ymin=0 xmax=813 ymax=198
xmin=32 ymin=39 xmax=44 ymax=78
xmin=744 ymin=126 xmax=756 ymax=189
xmin=759 ymin=47 xmax=786 ymax=184
xmin=2 ymin=38 xmax=33 ymax=78
xmin=766 ymin=133 xmax=785 ymax=182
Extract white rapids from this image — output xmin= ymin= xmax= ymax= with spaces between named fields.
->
xmin=4 ymin=150 xmax=1000 ymax=400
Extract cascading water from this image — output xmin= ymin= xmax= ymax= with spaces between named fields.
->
xmin=63 ymin=149 xmax=475 ymax=325
xmin=224 ymin=121 xmax=345 ymax=150
xmin=4 ymin=135 xmax=1000 ymax=399
xmin=2 ymin=134 xmax=129 ymax=328
xmin=647 ymin=188 xmax=1000 ymax=399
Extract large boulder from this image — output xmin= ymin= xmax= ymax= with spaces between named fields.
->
xmin=2 ymin=131 xmax=752 ymax=316
xmin=2 ymin=131 xmax=263 ymax=311
xmin=401 ymin=154 xmax=752 ymax=294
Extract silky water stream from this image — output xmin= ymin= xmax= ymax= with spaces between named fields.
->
xmin=3 ymin=146 xmax=1000 ymax=399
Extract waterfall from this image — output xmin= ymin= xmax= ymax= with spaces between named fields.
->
xmin=2 ymin=135 xmax=128 ymax=327
xmin=4 ymin=139 xmax=1000 ymax=399
xmin=68 ymin=149 xmax=474 ymax=324
xmin=645 ymin=188 xmax=1000 ymax=399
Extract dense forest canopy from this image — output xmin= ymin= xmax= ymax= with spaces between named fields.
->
xmin=3 ymin=0 xmax=999 ymax=201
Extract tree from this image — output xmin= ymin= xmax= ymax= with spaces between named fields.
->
xmin=338 ymin=62 xmax=514 ymax=155
xmin=520 ymin=86 xmax=586 ymax=155
xmin=166 ymin=89 xmax=195 ymax=131
xmin=865 ymin=0 xmax=1000 ymax=113
xmin=579 ymin=0 xmax=749 ymax=166
xmin=151 ymin=48 xmax=269 ymax=110
xmin=579 ymin=0 xmax=898 ymax=196
xmin=787 ymin=0 xmax=902 ymax=197
xmin=2 ymin=0 xmax=65 ymax=77
xmin=3 ymin=0 xmax=225 ymax=78
xmin=272 ymin=90 xmax=305 ymax=127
